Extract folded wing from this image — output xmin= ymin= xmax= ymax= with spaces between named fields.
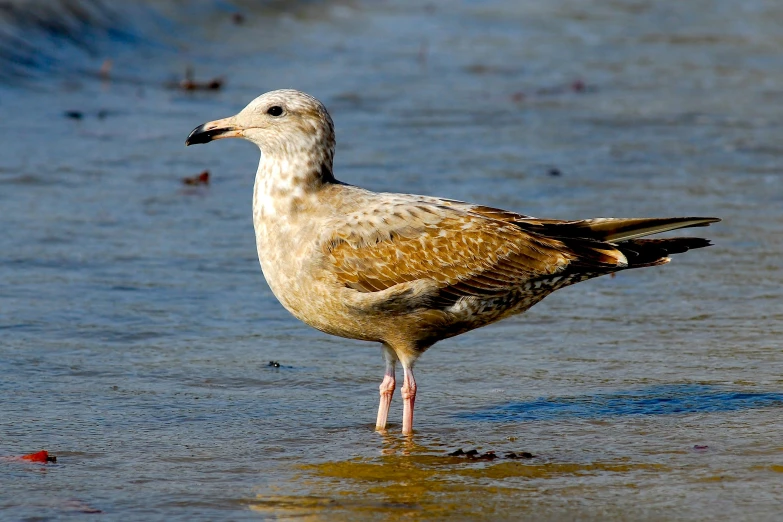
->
xmin=321 ymin=202 xmax=664 ymax=300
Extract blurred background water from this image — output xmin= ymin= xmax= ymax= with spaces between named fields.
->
xmin=1 ymin=0 xmax=782 ymax=520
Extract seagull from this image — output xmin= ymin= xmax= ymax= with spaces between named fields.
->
xmin=186 ymin=89 xmax=719 ymax=434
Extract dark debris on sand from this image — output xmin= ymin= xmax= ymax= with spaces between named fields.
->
xmin=267 ymin=361 xmax=295 ymax=369
xmin=448 ymin=448 xmax=535 ymax=460
xmin=171 ymin=67 xmax=224 ymax=91
xmin=182 ymin=170 xmax=210 ymax=186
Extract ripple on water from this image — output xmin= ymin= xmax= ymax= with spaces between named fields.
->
xmin=458 ymin=384 xmax=783 ymax=422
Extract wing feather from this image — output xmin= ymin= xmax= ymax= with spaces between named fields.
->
xmin=322 ymin=204 xmax=626 ymax=299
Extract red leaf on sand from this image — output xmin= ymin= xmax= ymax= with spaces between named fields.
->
xmin=20 ymin=450 xmax=56 ymax=463
xmin=183 ymin=170 xmax=210 ymax=185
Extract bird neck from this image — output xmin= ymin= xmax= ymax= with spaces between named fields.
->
xmin=252 ymin=149 xmax=336 ymax=222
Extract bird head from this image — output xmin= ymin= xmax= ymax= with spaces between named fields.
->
xmin=186 ymin=89 xmax=335 ymax=159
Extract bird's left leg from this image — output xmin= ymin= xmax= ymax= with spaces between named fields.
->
xmin=401 ymin=364 xmax=417 ymax=435
xmin=375 ymin=344 xmax=397 ymax=430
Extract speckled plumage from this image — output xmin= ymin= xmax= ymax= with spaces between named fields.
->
xmin=186 ymin=89 xmax=719 ymax=433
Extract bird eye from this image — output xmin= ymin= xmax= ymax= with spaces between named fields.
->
xmin=267 ymin=106 xmax=284 ymax=117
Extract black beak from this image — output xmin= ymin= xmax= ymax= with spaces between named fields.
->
xmin=186 ymin=124 xmax=223 ymax=146
xmin=185 ymin=118 xmax=239 ymax=146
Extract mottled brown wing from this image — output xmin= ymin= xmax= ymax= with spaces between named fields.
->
xmin=322 ymin=205 xmax=625 ymax=297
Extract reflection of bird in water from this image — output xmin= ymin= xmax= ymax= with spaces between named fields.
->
xmin=186 ymin=89 xmax=719 ymax=434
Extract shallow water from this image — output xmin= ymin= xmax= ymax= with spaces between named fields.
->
xmin=1 ymin=0 xmax=782 ymax=520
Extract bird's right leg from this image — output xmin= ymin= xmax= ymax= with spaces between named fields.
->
xmin=375 ymin=344 xmax=397 ymax=431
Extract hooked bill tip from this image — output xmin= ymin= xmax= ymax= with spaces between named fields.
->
xmin=186 ymin=123 xmax=210 ymax=146
xmin=186 ymin=123 xmax=236 ymax=146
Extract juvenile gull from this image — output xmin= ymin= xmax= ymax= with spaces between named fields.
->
xmin=186 ymin=89 xmax=719 ymax=434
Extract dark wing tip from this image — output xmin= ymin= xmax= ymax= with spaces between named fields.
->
xmin=688 ymin=217 xmax=721 ymax=227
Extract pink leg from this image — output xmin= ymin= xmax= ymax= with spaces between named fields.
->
xmin=401 ymin=365 xmax=417 ymax=435
xmin=375 ymin=364 xmax=396 ymax=430
xmin=375 ymin=347 xmax=397 ymax=430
